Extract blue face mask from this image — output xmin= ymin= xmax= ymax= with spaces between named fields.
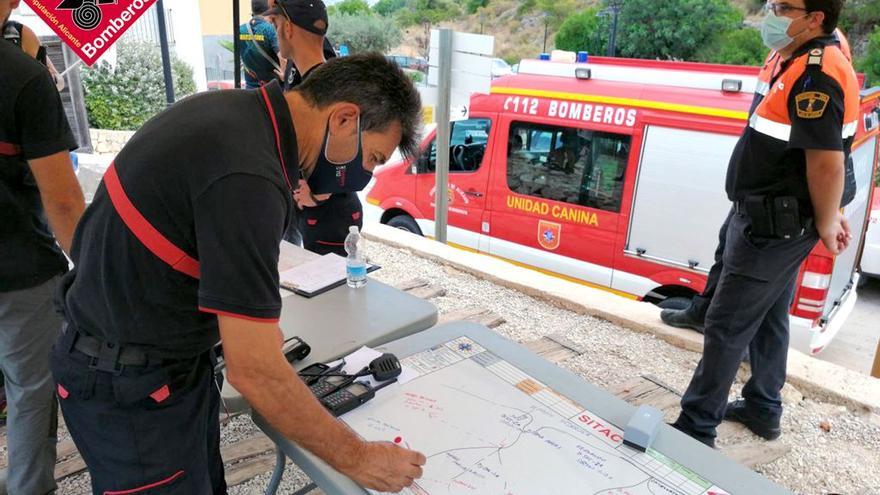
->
xmin=307 ymin=119 xmax=372 ymax=194
xmin=761 ymin=10 xmax=807 ymax=51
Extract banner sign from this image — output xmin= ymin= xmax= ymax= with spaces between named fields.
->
xmin=25 ymin=0 xmax=158 ymax=66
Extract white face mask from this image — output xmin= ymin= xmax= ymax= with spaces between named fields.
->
xmin=761 ymin=9 xmax=809 ymax=51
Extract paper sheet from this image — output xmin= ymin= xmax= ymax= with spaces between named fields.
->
xmin=279 ymin=253 xmax=347 ymax=295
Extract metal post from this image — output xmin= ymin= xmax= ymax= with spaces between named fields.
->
xmin=542 ymin=15 xmax=548 ymax=53
xmin=434 ymin=28 xmax=453 ymax=244
xmin=607 ymin=1 xmax=621 ymax=57
xmin=233 ymin=0 xmax=241 ymax=89
xmin=155 ymin=0 xmax=175 ymax=105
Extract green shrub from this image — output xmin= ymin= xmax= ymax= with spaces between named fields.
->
xmin=555 ymin=8 xmax=609 ymax=56
xmin=335 ymin=0 xmax=371 ymax=16
xmin=373 ymin=0 xmax=406 ymax=16
xmin=857 ymin=26 xmax=880 ymax=87
xmin=694 ymin=28 xmax=766 ymax=66
xmin=616 ymin=0 xmax=741 ymax=60
xmin=82 ymin=42 xmax=195 ymax=131
xmin=466 ymin=0 xmax=488 ymax=14
xmin=327 ymin=13 xmax=402 ymax=54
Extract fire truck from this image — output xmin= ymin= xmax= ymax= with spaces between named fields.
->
xmin=364 ymin=55 xmax=880 ymax=355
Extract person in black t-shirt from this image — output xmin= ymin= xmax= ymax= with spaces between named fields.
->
xmin=267 ymin=0 xmax=364 ymax=255
xmin=0 ymin=2 xmax=85 ymax=490
xmin=54 ymin=54 xmax=425 ymax=494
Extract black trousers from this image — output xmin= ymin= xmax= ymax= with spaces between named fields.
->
xmin=298 ymin=193 xmax=363 ymax=257
xmin=50 ymin=330 xmax=227 ymax=494
xmin=677 ymin=213 xmax=818 ymax=438
xmin=690 ymin=208 xmax=734 ymax=319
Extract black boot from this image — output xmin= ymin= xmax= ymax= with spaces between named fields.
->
xmin=660 ymin=305 xmax=705 ymax=333
xmin=723 ymin=399 xmax=781 ymax=440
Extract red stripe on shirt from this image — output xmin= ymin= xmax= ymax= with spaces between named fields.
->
xmin=198 ymin=306 xmax=280 ymax=323
xmin=0 ymin=141 xmax=21 ymax=156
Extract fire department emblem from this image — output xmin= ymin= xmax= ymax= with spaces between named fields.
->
xmin=795 ymin=91 xmax=830 ymax=119
xmin=537 ymin=220 xmax=561 ymax=251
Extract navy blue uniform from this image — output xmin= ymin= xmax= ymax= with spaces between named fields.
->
xmin=54 ymin=81 xmax=297 ymax=493
xmin=674 ymin=37 xmax=860 ymax=442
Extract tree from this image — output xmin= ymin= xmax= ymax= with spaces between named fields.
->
xmin=395 ymin=0 xmax=461 ymax=27
xmin=335 ymin=0 xmax=371 ymax=16
xmin=82 ymin=41 xmax=195 ymax=130
xmin=535 ymin=0 xmax=578 ymax=30
xmin=555 ymin=8 xmax=609 ymax=56
xmin=466 ymin=0 xmax=488 ymax=15
xmin=327 ymin=13 xmax=402 ymax=54
xmin=694 ymin=28 xmax=766 ymax=66
xmin=615 ymin=0 xmax=741 ymax=61
xmin=373 ymin=0 xmax=405 ymax=16
xmin=857 ymin=26 xmax=880 ymax=87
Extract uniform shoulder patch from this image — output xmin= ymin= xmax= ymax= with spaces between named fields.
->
xmin=795 ymin=91 xmax=830 ymax=119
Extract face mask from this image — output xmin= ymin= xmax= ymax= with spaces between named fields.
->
xmin=307 ymin=118 xmax=372 ymax=194
xmin=761 ymin=10 xmax=807 ymax=51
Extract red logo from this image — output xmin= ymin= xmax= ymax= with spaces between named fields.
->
xmin=26 ymin=0 xmax=158 ymax=66
xmin=537 ymin=220 xmax=561 ymax=250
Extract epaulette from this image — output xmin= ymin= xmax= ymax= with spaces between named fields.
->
xmin=807 ymin=47 xmax=824 ymax=67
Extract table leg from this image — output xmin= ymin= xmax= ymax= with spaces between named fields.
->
xmin=265 ymin=446 xmax=287 ymax=495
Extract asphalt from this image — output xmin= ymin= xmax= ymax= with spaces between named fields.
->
xmin=816 ymin=276 xmax=880 ymax=376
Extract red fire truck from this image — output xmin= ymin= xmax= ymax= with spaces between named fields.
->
xmin=364 ymin=56 xmax=880 ymax=355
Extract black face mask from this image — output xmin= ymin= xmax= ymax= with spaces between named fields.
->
xmin=307 ymin=119 xmax=372 ymax=194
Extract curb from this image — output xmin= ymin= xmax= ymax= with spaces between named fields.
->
xmin=363 ymin=223 xmax=880 ymax=414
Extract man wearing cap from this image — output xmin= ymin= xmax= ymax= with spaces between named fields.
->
xmin=53 ymin=54 xmax=425 ymax=494
xmin=239 ymin=0 xmax=282 ymax=89
xmin=269 ymin=0 xmax=364 ymax=256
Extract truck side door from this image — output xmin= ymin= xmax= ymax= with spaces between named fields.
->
xmin=486 ymin=116 xmax=632 ymax=287
xmin=412 ymin=116 xmax=495 ymax=249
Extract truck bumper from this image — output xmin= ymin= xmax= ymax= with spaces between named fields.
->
xmin=789 ymin=275 xmax=859 ymax=356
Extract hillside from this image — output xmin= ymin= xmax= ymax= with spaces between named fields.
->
xmin=390 ymin=0 xmax=872 ymax=66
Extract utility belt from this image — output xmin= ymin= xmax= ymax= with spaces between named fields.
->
xmin=61 ymin=324 xmax=197 ymax=375
xmin=733 ymin=195 xmax=813 ymax=240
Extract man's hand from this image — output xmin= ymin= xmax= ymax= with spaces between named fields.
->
xmin=293 ymin=179 xmax=331 ymax=208
xmin=818 ymin=211 xmax=851 ymax=255
xmin=218 ymin=316 xmax=425 ymax=491
xmin=344 ymin=442 xmax=426 ymax=492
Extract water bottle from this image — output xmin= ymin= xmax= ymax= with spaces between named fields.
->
xmin=344 ymin=226 xmax=367 ymax=288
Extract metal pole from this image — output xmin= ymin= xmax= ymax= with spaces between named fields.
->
xmin=542 ymin=16 xmax=548 ymax=53
xmin=233 ymin=0 xmax=241 ymax=89
xmin=607 ymin=5 xmax=619 ymax=57
xmin=434 ymin=28 xmax=452 ymax=244
xmin=155 ymin=0 xmax=175 ymax=105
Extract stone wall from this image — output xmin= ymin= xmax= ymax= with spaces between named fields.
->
xmin=89 ymin=128 xmax=136 ymax=155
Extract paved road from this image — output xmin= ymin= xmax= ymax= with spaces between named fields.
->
xmin=816 ymin=276 xmax=880 ymax=376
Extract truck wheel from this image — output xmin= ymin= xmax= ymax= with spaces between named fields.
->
xmin=387 ymin=215 xmax=422 ymax=236
xmin=657 ymin=296 xmax=692 ymax=310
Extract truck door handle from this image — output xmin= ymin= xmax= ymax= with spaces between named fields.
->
xmin=464 ymin=190 xmax=483 ymax=197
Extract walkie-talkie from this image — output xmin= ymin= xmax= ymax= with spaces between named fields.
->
xmin=309 ymin=374 xmax=356 ymax=398
xmin=298 ymin=361 xmax=346 ymax=386
xmin=322 ymin=379 xmax=398 ymax=417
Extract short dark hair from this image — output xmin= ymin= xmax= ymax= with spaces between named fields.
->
xmin=804 ymin=0 xmax=843 ymax=34
xmin=295 ymin=53 xmax=423 ymax=159
xmin=252 ymin=0 xmax=270 ymax=15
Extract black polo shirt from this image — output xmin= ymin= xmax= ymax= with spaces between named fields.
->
xmin=61 ymin=81 xmax=298 ymax=358
xmin=725 ymin=36 xmax=850 ymax=214
xmin=0 ymin=41 xmax=77 ymax=292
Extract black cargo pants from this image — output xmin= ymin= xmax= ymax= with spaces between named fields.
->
xmin=50 ymin=328 xmax=227 ymax=494
xmin=676 ymin=212 xmax=818 ymax=439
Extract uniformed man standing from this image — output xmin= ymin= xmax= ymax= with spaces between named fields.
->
xmin=661 ymin=27 xmax=854 ymax=334
xmin=671 ymin=0 xmax=859 ymax=448
xmin=53 ymin=54 xmax=425 ymax=493
xmin=1 ymin=0 xmax=85 ymax=490
xmin=268 ymin=0 xmax=365 ymax=256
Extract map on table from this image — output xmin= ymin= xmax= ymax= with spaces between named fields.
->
xmin=341 ymin=337 xmax=731 ymax=495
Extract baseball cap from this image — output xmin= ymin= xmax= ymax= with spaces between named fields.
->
xmin=265 ymin=0 xmax=328 ymax=36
